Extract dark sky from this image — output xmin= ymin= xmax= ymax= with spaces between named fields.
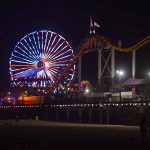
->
xmin=0 ymin=0 xmax=150 ymax=89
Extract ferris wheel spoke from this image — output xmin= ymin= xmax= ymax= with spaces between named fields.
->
xmin=33 ymin=32 xmax=40 ymax=52
xmin=41 ymin=31 xmax=44 ymax=51
xmin=46 ymin=46 xmax=66 ymax=60
xmin=40 ymin=57 xmax=55 ymax=63
xmin=47 ymin=34 xmax=57 ymax=53
xmin=43 ymin=66 xmax=63 ymax=72
xmin=41 ymin=55 xmax=68 ymax=63
xmin=51 ymin=60 xmax=71 ymax=65
xmin=23 ymin=37 xmax=33 ymax=51
xmin=28 ymin=34 xmax=39 ymax=57
xmin=19 ymin=42 xmax=37 ymax=59
xmin=48 ymin=62 xmax=69 ymax=67
xmin=49 ymin=40 xmax=65 ymax=57
xmin=15 ymin=45 xmax=35 ymax=60
xmin=37 ymin=31 xmax=41 ymax=51
xmin=47 ymin=73 xmax=55 ymax=83
xmin=43 ymin=31 xmax=49 ymax=57
xmin=23 ymin=38 xmax=37 ymax=59
xmin=14 ymin=49 xmax=35 ymax=62
xmin=10 ymin=59 xmax=34 ymax=64
xmin=49 ymin=71 xmax=58 ymax=81
xmin=11 ymin=54 xmax=34 ymax=63
xmin=32 ymin=32 xmax=40 ymax=54
xmin=44 ymin=70 xmax=54 ymax=82
xmin=52 ymin=48 xmax=72 ymax=60
xmin=45 ymin=32 xmax=53 ymax=54
xmin=13 ymin=51 xmax=35 ymax=61
xmin=49 ymin=44 xmax=69 ymax=59
xmin=50 ymin=36 xmax=62 ymax=53
xmin=11 ymin=55 xmax=34 ymax=63
xmin=49 ymin=68 xmax=60 ymax=75
xmin=48 ymin=42 xmax=67 ymax=57
xmin=53 ymin=53 xmax=74 ymax=62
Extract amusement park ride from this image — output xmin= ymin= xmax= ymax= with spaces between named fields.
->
xmin=9 ymin=30 xmax=76 ymax=94
xmin=8 ymin=20 xmax=150 ymax=103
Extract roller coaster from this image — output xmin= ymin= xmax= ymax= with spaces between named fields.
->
xmin=47 ymin=33 xmax=150 ymax=94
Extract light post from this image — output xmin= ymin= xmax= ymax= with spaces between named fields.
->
xmin=147 ymin=72 xmax=150 ymax=100
xmin=85 ymin=88 xmax=89 ymax=94
xmin=116 ymin=70 xmax=124 ymax=102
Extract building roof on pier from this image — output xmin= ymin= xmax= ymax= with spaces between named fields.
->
xmin=122 ymin=78 xmax=146 ymax=86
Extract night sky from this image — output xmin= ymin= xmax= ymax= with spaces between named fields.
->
xmin=0 ymin=0 xmax=150 ymax=90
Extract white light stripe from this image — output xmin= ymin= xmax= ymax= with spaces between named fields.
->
xmin=22 ymin=38 xmax=37 ymax=58
xmin=52 ymin=49 xmax=72 ymax=60
xmin=45 ymin=71 xmax=53 ymax=83
xmin=32 ymin=32 xmax=39 ymax=54
xmin=45 ymin=32 xmax=53 ymax=53
xmin=17 ymin=43 xmax=33 ymax=59
xmin=50 ymin=69 xmax=59 ymax=75
xmin=15 ymin=45 xmax=34 ymax=59
xmin=37 ymin=31 xmax=41 ymax=51
xmin=50 ymin=40 xmax=65 ymax=56
xmin=48 ymin=44 xmax=68 ymax=59
xmin=13 ymin=50 xmax=34 ymax=62
xmin=46 ymin=71 xmax=54 ymax=82
xmin=48 ymin=63 xmax=68 ymax=67
xmin=50 ymin=36 xmax=62 ymax=52
xmin=57 ymin=54 xmax=72 ymax=61
xmin=43 ymin=31 xmax=49 ymax=57
xmin=19 ymin=42 xmax=36 ymax=59
xmin=11 ymin=59 xmax=34 ymax=64
xmin=48 ymin=34 xmax=57 ymax=52
xmin=41 ymin=31 xmax=43 ymax=51
xmin=28 ymin=35 xmax=39 ymax=57
xmin=12 ymin=54 xmax=34 ymax=63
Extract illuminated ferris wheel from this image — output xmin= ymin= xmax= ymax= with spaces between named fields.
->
xmin=9 ymin=30 xmax=76 ymax=92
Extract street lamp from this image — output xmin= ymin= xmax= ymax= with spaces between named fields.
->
xmin=116 ymin=70 xmax=124 ymax=101
xmin=85 ymin=88 xmax=89 ymax=94
xmin=116 ymin=70 xmax=124 ymax=77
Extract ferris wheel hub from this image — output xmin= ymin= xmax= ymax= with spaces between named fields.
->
xmin=37 ymin=61 xmax=44 ymax=68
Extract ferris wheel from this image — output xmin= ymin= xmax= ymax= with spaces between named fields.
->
xmin=9 ymin=30 xmax=76 ymax=92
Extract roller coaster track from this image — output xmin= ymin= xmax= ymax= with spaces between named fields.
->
xmin=100 ymin=35 xmax=150 ymax=52
xmin=47 ymin=34 xmax=150 ymax=93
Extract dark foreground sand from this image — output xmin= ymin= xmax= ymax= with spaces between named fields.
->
xmin=0 ymin=120 xmax=150 ymax=150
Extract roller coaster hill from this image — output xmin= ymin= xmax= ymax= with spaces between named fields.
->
xmin=4 ymin=29 xmax=150 ymax=105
